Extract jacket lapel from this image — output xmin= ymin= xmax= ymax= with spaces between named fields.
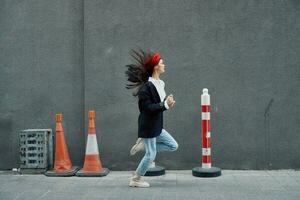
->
xmin=148 ymin=81 xmax=161 ymax=103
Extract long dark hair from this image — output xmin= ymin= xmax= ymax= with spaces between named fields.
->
xmin=125 ymin=49 xmax=155 ymax=96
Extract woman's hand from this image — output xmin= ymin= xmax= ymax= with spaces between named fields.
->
xmin=166 ymin=95 xmax=176 ymax=108
xmin=170 ymin=100 xmax=176 ymax=108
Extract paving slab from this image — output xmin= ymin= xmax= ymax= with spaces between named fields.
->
xmin=0 ymin=170 xmax=299 ymax=200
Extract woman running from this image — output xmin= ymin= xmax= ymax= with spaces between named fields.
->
xmin=125 ymin=49 xmax=178 ymax=188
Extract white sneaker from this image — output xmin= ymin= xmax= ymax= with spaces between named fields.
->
xmin=148 ymin=161 xmax=155 ymax=169
xmin=129 ymin=176 xmax=150 ymax=188
xmin=130 ymin=138 xmax=145 ymax=155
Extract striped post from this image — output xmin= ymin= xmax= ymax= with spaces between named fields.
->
xmin=201 ymin=88 xmax=211 ymax=169
xmin=192 ymin=88 xmax=221 ymax=177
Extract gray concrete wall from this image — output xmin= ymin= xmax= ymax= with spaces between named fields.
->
xmin=0 ymin=0 xmax=85 ymax=169
xmin=1 ymin=0 xmax=299 ymax=170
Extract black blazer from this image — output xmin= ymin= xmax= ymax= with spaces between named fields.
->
xmin=137 ymin=81 xmax=167 ymax=138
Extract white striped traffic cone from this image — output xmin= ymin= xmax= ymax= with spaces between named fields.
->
xmin=76 ymin=110 xmax=109 ymax=177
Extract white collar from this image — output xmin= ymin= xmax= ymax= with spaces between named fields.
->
xmin=148 ymin=77 xmax=160 ymax=82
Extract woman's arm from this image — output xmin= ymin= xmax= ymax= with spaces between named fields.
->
xmin=138 ymin=90 xmax=167 ymax=114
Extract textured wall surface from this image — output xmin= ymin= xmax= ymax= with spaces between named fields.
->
xmin=1 ymin=0 xmax=299 ymax=170
xmin=0 ymin=0 xmax=85 ymax=169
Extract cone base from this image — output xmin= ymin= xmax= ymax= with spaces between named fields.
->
xmin=44 ymin=166 xmax=79 ymax=177
xmin=192 ymin=166 xmax=221 ymax=178
xmin=76 ymin=168 xmax=109 ymax=177
xmin=144 ymin=166 xmax=165 ymax=176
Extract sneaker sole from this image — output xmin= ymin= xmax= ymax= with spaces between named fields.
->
xmin=130 ymin=139 xmax=143 ymax=155
xmin=129 ymin=182 xmax=150 ymax=188
xmin=130 ymin=144 xmax=138 ymax=155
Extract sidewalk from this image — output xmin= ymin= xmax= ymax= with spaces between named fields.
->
xmin=0 ymin=170 xmax=299 ymax=200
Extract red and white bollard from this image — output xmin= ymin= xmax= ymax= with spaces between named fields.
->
xmin=192 ymin=88 xmax=221 ymax=177
xmin=201 ymin=88 xmax=211 ymax=169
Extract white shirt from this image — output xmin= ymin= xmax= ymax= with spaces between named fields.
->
xmin=148 ymin=77 xmax=169 ymax=109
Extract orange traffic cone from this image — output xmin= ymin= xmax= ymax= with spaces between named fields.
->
xmin=76 ymin=110 xmax=109 ymax=177
xmin=45 ymin=114 xmax=79 ymax=177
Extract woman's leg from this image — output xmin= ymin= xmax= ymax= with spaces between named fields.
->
xmin=135 ymin=138 xmax=157 ymax=176
xmin=130 ymin=138 xmax=156 ymax=187
xmin=156 ymin=129 xmax=178 ymax=152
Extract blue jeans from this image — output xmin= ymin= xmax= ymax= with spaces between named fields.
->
xmin=136 ymin=129 xmax=178 ymax=176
